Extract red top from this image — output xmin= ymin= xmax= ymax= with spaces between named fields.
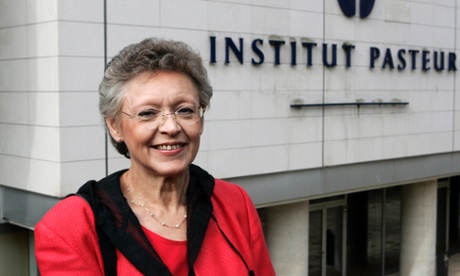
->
xmin=142 ymin=226 xmax=188 ymax=276
xmin=35 ymin=178 xmax=276 ymax=275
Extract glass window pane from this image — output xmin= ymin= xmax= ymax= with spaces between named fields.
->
xmin=326 ymin=206 xmax=343 ymax=276
xmin=384 ymin=187 xmax=401 ymax=274
xmin=437 ymin=187 xmax=448 ymax=255
xmin=347 ymin=191 xmax=382 ymax=276
xmin=367 ymin=190 xmax=383 ymax=275
xmin=309 ymin=210 xmax=323 ymax=276
xmin=449 ymin=177 xmax=460 ymax=253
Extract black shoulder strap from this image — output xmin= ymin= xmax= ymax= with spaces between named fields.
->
xmin=186 ymin=165 xmax=215 ymax=270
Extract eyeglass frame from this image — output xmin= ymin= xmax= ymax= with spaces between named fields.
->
xmin=120 ymin=105 xmax=205 ymax=129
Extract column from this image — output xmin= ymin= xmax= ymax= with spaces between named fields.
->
xmin=400 ymin=180 xmax=437 ymax=276
xmin=265 ymin=201 xmax=309 ymax=276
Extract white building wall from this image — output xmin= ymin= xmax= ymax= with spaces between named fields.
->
xmin=0 ymin=0 xmax=106 ymax=197
xmin=0 ymin=0 xmax=459 ymax=199
xmin=322 ymin=0 xmax=457 ymax=166
xmin=0 ymin=0 xmax=62 ymax=195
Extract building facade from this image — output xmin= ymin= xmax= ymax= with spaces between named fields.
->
xmin=0 ymin=0 xmax=459 ymax=275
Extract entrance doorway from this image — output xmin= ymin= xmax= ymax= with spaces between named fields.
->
xmin=309 ymin=200 xmax=346 ymax=276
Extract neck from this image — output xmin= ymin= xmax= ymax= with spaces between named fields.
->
xmin=121 ymin=167 xmax=189 ymax=209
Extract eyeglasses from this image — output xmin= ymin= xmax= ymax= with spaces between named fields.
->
xmin=121 ymin=105 xmax=205 ymax=130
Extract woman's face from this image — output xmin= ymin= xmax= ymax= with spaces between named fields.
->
xmin=107 ymin=71 xmax=204 ymax=177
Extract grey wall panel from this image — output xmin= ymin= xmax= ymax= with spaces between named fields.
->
xmin=229 ymin=152 xmax=460 ymax=206
xmin=2 ymin=187 xmax=59 ymax=230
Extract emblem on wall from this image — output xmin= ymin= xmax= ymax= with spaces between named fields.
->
xmin=338 ymin=0 xmax=375 ymax=18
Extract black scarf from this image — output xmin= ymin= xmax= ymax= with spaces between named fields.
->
xmin=74 ymin=164 xmax=215 ymax=276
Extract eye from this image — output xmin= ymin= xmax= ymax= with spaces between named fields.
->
xmin=136 ymin=109 xmax=160 ymax=120
xmin=176 ymin=106 xmax=196 ymax=116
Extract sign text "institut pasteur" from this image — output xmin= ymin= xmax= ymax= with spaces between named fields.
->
xmin=209 ymin=36 xmax=457 ymax=72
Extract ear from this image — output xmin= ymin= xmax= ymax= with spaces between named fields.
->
xmin=105 ymin=117 xmax=122 ymax=142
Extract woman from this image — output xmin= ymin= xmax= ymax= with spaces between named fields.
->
xmin=34 ymin=38 xmax=275 ymax=275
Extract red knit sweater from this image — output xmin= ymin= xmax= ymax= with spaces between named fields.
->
xmin=35 ymin=178 xmax=275 ymax=275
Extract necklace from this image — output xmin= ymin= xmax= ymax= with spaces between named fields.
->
xmin=126 ymin=187 xmax=187 ymax=229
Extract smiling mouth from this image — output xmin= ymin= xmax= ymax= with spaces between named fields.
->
xmin=155 ymin=144 xmax=184 ymax=151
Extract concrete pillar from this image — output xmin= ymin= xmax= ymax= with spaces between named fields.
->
xmin=400 ymin=180 xmax=437 ymax=276
xmin=265 ymin=201 xmax=309 ymax=276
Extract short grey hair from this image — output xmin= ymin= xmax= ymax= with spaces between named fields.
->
xmin=99 ymin=38 xmax=213 ymax=158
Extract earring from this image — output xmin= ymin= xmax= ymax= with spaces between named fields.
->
xmin=117 ymin=137 xmax=122 ymax=141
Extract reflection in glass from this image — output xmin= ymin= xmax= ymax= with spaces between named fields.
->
xmin=347 ymin=188 xmax=401 ymax=275
xmin=309 ymin=206 xmax=344 ymax=276
xmin=309 ymin=210 xmax=323 ymax=276
xmin=384 ymin=187 xmax=401 ymax=274
xmin=326 ymin=207 xmax=343 ymax=276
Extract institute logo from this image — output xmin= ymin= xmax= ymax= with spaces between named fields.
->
xmin=338 ymin=0 xmax=375 ymax=18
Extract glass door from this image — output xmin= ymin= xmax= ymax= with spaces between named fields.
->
xmin=326 ymin=206 xmax=344 ymax=276
xmin=309 ymin=202 xmax=346 ymax=276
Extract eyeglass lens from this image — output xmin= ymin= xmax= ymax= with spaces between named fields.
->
xmin=144 ymin=107 xmax=203 ymax=130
